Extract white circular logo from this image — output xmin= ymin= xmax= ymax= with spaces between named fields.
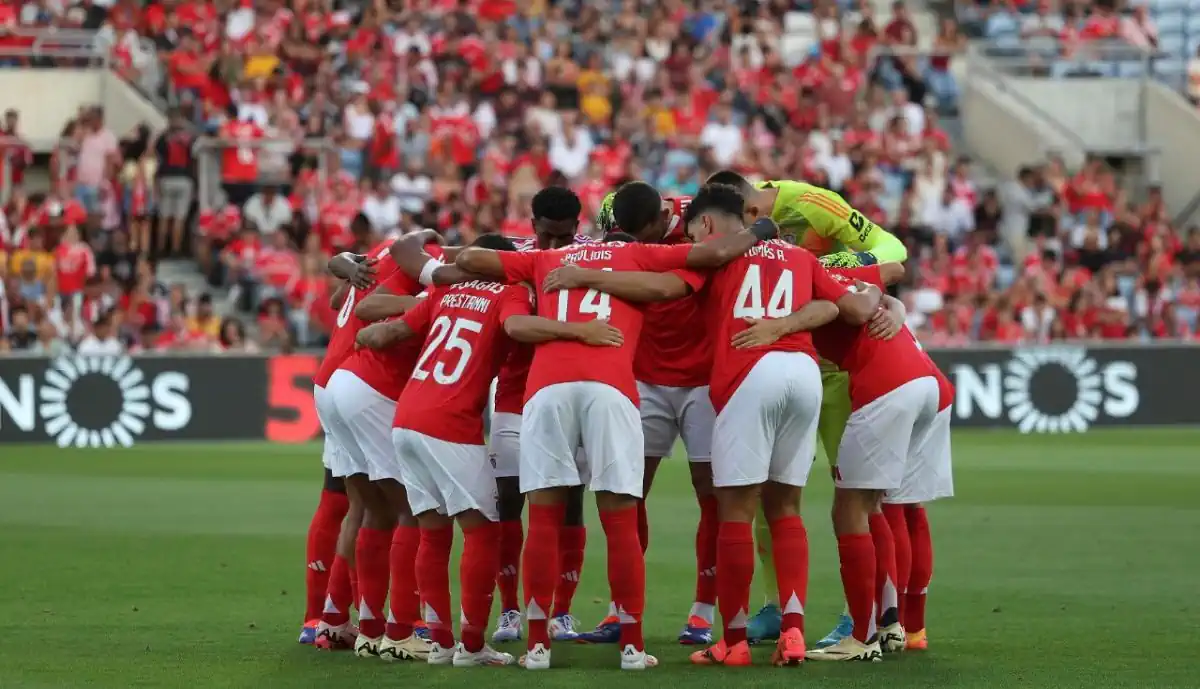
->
xmin=39 ymin=356 xmax=153 ymax=448
xmin=1002 ymin=348 xmax=1103 ymax=434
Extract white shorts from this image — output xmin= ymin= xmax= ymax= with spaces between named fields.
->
xmin=885 ymin=406 xmax=954 ymax=504
xmin=519 ymin=382 xmax=644 ymax=497
xmin=489 ymin=412 xmax=521 ymax=479
xmin=836 ymin=377 xmax=940 ymax=491
xmin=637 ymin=382 xmax=715 ymax=461
xmin=712 ymin=352 xmax=822 ymax=488
xmin=314 ymin=384 xmax=350 ymax=471
xmin=394 ymin=428 xmax=498 ymax=521
xmin=322 ymin=370 xmax=398 ymax=481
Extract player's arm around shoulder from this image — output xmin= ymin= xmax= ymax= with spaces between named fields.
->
xmin=354 ymin=291 xmax=420 ymax=322
xmin=731 ymin=300 xmax=841 ymax=349
xmin=541 ymin=262 xmax=693 ymax=303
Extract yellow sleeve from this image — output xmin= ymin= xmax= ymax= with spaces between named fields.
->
xmin=801 ymin=188 xmax=908 ymax=263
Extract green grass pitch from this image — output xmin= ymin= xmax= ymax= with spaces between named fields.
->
xmin=2 ymin=429 xmax=1198 ymax=688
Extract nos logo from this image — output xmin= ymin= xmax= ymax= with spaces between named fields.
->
xmin=951 ymin=347 xmax=1138 ymax=433
xmin=0 ymin=356 xmax=192 ymax=447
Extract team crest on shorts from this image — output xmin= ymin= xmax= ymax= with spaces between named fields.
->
xmin=488 ymin=453 xmax=497 ymax=469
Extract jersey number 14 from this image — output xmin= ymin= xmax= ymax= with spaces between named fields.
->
xmin=556 ymin=268 xmax=612 ymax=321
xmin=733 ymin=264 xmax=794 ymax=319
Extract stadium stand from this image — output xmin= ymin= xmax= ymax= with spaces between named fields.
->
xmin=0 ymin=0 xmax=1196 ymax=356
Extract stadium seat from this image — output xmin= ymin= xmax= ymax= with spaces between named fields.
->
xmin=1153 ymin=58 xmax=1185 ymax=81
xmin=1159 ymin=33 xmax=1185 ymax=56
xmin=1156 ymin=10 xmax=1185 ymax=26
xmin=1187 ymin=14 xmax=1200 ymax=36
xmin=784 ymin=11 xmax=816 ymax=35
xmin=780 ymin=33 xmax=815 ymax=67
xmin=1116 ymin=61 xmax=1146 ymax=78
xmin=984 ymin=13 xmax=1020 ymax=39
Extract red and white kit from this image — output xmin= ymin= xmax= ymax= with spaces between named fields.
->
xmin=884 ymin=358 xmax=955 ymax=504
xmin=392 ymin=280 xmax=532 ymax=520
xmin=494 ymin=241 xmax=693 ymax=497
xmin=815 ymin=266 xmax=943 ymax=492
xmin=317 ymin=247 xmax=440 ymax=480
xmin=706 ymin=240 xmax=849 ymax=489
xmin=312 ymin=241 xmax=398 ymax=472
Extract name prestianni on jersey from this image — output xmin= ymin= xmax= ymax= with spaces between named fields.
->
xmin=440 ymin=280 xmax=511 ymax=313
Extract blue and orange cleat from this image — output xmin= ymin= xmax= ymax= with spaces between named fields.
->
xmin=745 ymin=602 xmax=781 ymax=644
xmin=574 ymin=616 xmax=621 ymax=644
xmin=689 ymin=638 xmax=752 ymax=666
xmin=299 ymin=619 xmax=320 ymax=644
xmin=813 ymin=611 xmax=854 ymax=649
xmin=677 ymin=616 xmax=713 ymax=645
xmin=413 ymin=619 xmax=430 ymax=641
xmin=906 ymin=628 xmax=928 ymax=651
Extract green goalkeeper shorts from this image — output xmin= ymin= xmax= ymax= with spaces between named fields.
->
xmin=817 ymin=368 xmax=852 ymax=469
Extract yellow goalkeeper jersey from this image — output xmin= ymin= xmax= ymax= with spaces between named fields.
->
xmin=755 ymin=180 xmax=907 ymax=263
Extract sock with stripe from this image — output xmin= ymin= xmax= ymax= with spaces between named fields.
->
xmin=320 ymin=554 xmax=353 ymax=627
xmin=869 ymin=512 xmax=900 ymax=628
xmin=717 ymin=521 xmax=755 ymax=645
xmin=691 ymin=495 xmax=719 ymax=623
xmin=905 ymin=505 xmax=933 ymax=632
xmin=769 ymin=515 xmax=809 ymax=633
xmin=496 ymin=520 xmax=523 ymax=612
xmin=600 ymin=506 xmax=646 ymax=651
xmin=354 ymin=526 xmax=392 ymax=639
xmin=385 ymin=525 xmax=420 ymax=641
xmin=523 ymin=503 xmax=563 ymax=650
xmin=416 ymin=524 xmax=455 ymax=649
xmin=881 ymin=504 xmax=911 ymax=626
xmin=304 ymin=489 xmax=348 ymax=621
xmin=836 ymin=533 xmax=877 ymax=644
xmin=552 ymin=525 xmax=586 ymax=617
xmin=460 ymin=521 xmax=501 ymax=653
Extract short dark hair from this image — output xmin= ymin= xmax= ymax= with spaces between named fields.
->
xmin=706 ymin=170 xmax=754 ymax=196
xmin=682 ymin=183 xmax=745 ymax=227
xmin=612 ymin=181 xmax=662 ymax=237
xmin=604 ymin=231 xmax=638 ymax=243
xmin=472 ymin=233 xmax=518 ymax=252
xmin=531 ymin=186 xmax=581 ymax=222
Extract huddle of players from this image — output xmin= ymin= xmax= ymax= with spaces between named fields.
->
xmin=298 ymin=173 xmax=955 ymax=670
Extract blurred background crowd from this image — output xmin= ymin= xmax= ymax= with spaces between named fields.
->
xmin=0 ymin=0 xmax=1197 ymax=357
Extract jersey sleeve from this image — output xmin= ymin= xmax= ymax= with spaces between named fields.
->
xmin=498 ymin=284 xmax=535 ymax=322
xmin=379 ymin=265 xmax=421 ymax=296
xmin=827 ymin=265 xmax=885 ymax=289
xmin=668 ymin=268 xmax=707 ymax=292
xmin=628 ymin=243 xmax=691 ymax=272
xmin=400 ymin=292 xmax=435 ymax=335
xmin=803 ymin=188 xmax=907 ymax=263
xmin=495 ymin=250 xmax=539 ymax=284
xmin=808 ymin=252 xmax=852 ymax=302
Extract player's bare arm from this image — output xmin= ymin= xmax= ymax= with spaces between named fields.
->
xmin=504 ymin=315 xmax=624 ymax=347
xmin=877 ymin=261 xmax=906 ymax=285
xmin=453 ymin=247 xmax=510 ymax=281
xmin=355 ymin=318 xmax=415 ymax=351
xmin=543 ymin=265 xmax=692 ymax=303
xmin=354 ymin=292 xmax=420 ymax=322
xmin=730 ymin=300 xmax=841 ymax=349
xmin=836 ymin=283 xmax=883 ymax=325
xmin=866 ymin=294 xmax=906 ymax=340
xmin=328 ymin=252 xmax=377 ymax=289
xmin=680 ymin=217 xmax=780 ymax=269
xmin=390 ymin=231 xmax=481 ymax=286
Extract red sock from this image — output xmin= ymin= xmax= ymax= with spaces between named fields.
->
xmin=881 ymin=504 xmax=911 ymax=626
xmin=836 ymin=533 xmax=876 ymax=644
xmin=523 ymin=504 xmax=563 ymax=650
xmin=552 ymin=525 xmax=586 ymax=618
xmin=600 ymin=506 xmax=646 ymax=651
xmin=460 ymin=521 xmax=501 ymax=653
xmin=905 ymin=505 xmax=932 ymax=632
xmin=716 ymin=521 xmax=754 ymax=646
xmin=693 ymin=495 xmax=719 ymax=608
xmin=869 ymin=513 xmax=899 ymax=627
xmin=635 ymin=500 xmax=650 ymax=554
xmin=385 ymin=525 xmax=420 ymax=640
xmin=349 ymin=565 xmax=359 ymax=610
xmin=496 ymin=520 xmax=523 ymax=612
xmin=304 ymin=489 xmax=348 ymax=621
xmin=321 ymin=554 xmax=353 ymax=626
xmin=354 ymin=527 xmax=393 ymax=638
xmin=416 ymin=525 xmax=455 ymax=649
xmin=769 ymin=516 xmax=809 ymax=634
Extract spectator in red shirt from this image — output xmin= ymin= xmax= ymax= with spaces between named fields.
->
xmin=222 ymin=226 xmax=263 ymax=311
xmin=53 ymin=226 xmax=96 ymax=301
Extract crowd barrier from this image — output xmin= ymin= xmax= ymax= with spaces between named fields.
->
xmin=0 ymin=344 xmax=1196 ymax=447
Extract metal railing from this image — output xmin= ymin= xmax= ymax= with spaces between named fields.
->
xmin=194 ymin=137 xmax=335 ymax=212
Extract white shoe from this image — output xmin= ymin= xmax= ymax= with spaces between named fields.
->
xmin=806 ymin=636 xmax=883 ymax=662
xmin=492 ymin=609 xmax=523 ymax=643
xmin=549 ymin=614 xmax=579 ymax=641
xmin=427 ymin=642 xmax=456 ymax=666
xmin=520 ymin=642 xmax=551 ymax=670
xmin=378 ymin=633 xmax=430 ymax=661
xmin=353 ymin=634 xmax=381 ymax=658
xmin=620 ymin=644 xmax=658 ymax=670
xmin=314 ymin=621 xmax=357 ymax=650
xmin=879 ymin=622 xmax=906 ymax=653
xmin=453 ymin=642 xmax=516 ymax=667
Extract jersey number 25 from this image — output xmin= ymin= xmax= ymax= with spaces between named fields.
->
xmin=413 ymin=316 xmax=482 ymax=385
xmin=733 ymin=264 xmax=794 ymax=319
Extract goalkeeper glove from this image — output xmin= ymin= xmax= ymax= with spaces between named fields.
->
xmin=819 ymin=251 xmax=878 ymax=268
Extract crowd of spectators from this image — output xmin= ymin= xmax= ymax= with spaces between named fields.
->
xmin=0 ymin=0 xmax=1197 ymax=356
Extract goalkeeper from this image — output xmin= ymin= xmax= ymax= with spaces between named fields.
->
xmin=704 ymin=171 xmax=908 ymax=645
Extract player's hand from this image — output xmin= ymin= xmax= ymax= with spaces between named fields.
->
xmin=413 ymin=228 xmax=446 ymax=245
xmin=356 ymin=322 xmax=399 ymax=350
xmin=731 ymin=318 xmax=786 ymax=348
xmin=543 ymin=264 xmax=587 ymax=292
xmin=348 ymin=256 xmax=378 ymax=290
xmin=867 ymin=306 xmax=903 ymax=340
xmin=572 ymin=319 xmax=624 ymax=346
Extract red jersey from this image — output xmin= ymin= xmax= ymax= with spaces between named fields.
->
xmin=54 ymin=242 xmax=95 ymax=295
xmin=632 ymin=239 xmax=709 ymax=388
xmin=812 ymin=266 xmax=940 ymax=410
xmin=220 ymin=120 xmax=264 ymax=182
xmin=705 ymin=240 xmax=850 ymax=413
xmin=495 ymin=242 xmax=693 ymax=405
xmin=393 ymin=281 xmax=533 ymax=443
xmin=313 ymin=241 xmax=403 ymax=388
xmin=661 ymin=196 xmax=692 ymax=242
